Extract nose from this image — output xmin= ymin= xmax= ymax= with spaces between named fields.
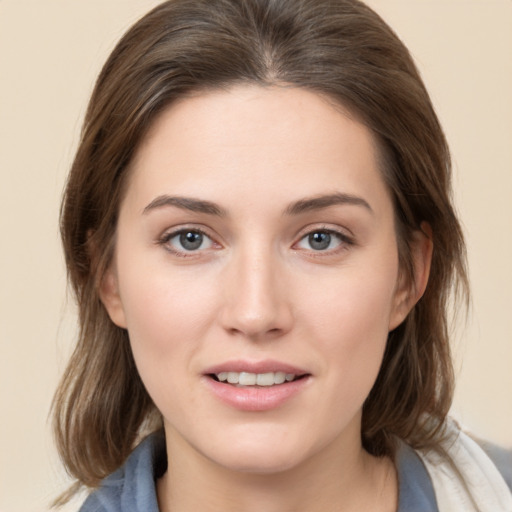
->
xmin=219 ymin=244 xmax=294 ymax=340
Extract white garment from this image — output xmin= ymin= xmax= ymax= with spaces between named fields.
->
xmin=418 ymin=421 xmax=512 ymax=512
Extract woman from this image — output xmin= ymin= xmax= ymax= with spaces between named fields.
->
xmin=52 ymin=0 xmax=512 ymax=510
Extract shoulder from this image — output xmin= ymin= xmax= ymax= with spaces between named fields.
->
xmin=396 ymin=441 xmax=439 ymax=512
xmin=396 ymin=428 xmax=512 ymax=512
xmin=415 ymin=422 xmax=512 ymax=511
xmin=79 ymin=431 xmax=166 ymax=512
xmin=479 ymin=439 xmax=512 ymax=492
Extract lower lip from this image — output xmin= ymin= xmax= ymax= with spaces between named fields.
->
xmin=203 ymin=376 xmax=311 ymax=412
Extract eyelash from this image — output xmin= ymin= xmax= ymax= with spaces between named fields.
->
xmin=293 ymin=227 xmax=355 ymax=255
xmin=157 ymin=226 xmax=355 ymax=258
xmin=157 ymin=227 xmax=219 ymax=258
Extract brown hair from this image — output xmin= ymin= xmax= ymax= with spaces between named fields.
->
xmin=53 ymin=0 xmax=468 ymax=497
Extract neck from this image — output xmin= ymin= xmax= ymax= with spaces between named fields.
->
xmin=157 ymin=426 xmax=397 ymax=512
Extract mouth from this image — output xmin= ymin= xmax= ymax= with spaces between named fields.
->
xmin=208 ymin=371 xmax=308 ymax=387
xmin=202 ymin=360 xmax=311 ymax=410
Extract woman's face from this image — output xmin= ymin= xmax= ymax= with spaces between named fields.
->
xmin=102 ymin=85 xmax=424 ymax=474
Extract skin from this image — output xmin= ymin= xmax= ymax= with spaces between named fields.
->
xmin=101 ymin=85 xmax=432 ymax=512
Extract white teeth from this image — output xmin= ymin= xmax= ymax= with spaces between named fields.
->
xmin=274 ymin=372 xmax=286 ymax=384
xmin=256 ymin=372 xmax=274 ymax=386
xmin=215 ymin=371 xmax=298 ymax=386
xmin=227 ymin=372 xmax=239 ymax=384
xmin=239 ymin=372 xmax=257 ymax=386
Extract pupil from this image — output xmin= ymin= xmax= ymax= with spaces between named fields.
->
xmin=180 ymin=231 xmax=203 ymax=250
xmin=309 ymin=232 xmax=330 ymax=250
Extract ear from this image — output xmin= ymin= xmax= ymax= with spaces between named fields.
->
xmin=99 ymin=264 xmax=128 ymax=329
xmin=389 ymin=223 xmax=433 ymax=331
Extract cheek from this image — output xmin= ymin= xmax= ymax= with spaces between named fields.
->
xmin=115 ymin=256 xmax=220 ymax=392
xmin=300 ymin=260 xmax=399 ymax=391
xmin=118 ymin=275 xmax=211 ymax=418
xmin=306 ymin=266 xmax=398 ymax=342
xmin=319 ymin=288 xmax=391 ymax=381
xmin=118 ymin=256 xmax=216 ymax=339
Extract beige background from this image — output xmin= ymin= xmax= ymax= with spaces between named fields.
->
xmin=1 ymin=1 xmax=511 ymax=511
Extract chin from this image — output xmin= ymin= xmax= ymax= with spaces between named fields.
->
xmin=211 ymin=446 xmax=305 ymax=475
xmin=197 ymin=427 xmax=313 ymax=475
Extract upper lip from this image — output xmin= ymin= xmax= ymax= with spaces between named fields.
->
xmin=203 ymin=359 xmax=310 ymax=376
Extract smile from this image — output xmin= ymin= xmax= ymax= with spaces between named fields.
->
xmin=203 ymin=362 xmax=311 ymax=411
xmin=213 ymin=371 xmax=298 ymax=386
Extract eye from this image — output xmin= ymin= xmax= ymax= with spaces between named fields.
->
xmin=160 ymin=228 xmax=216 ymax=254
xmin=295 ymin=229 xmax=350 ymax=252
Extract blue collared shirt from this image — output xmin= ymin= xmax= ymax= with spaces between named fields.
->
xmin=79 ymin=431 xmax=511 ymax=512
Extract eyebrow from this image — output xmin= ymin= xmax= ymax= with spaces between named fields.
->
xmin=143 ymin=195 xmax=227 ymax=216
xmin=284 ymin=193 xmax=373 ymax=216
xmin=142 ymin=192 xmax=373 ymax=217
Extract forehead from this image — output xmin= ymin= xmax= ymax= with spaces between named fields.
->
xmin=125 ymin=85 xmax=391 ymax=214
